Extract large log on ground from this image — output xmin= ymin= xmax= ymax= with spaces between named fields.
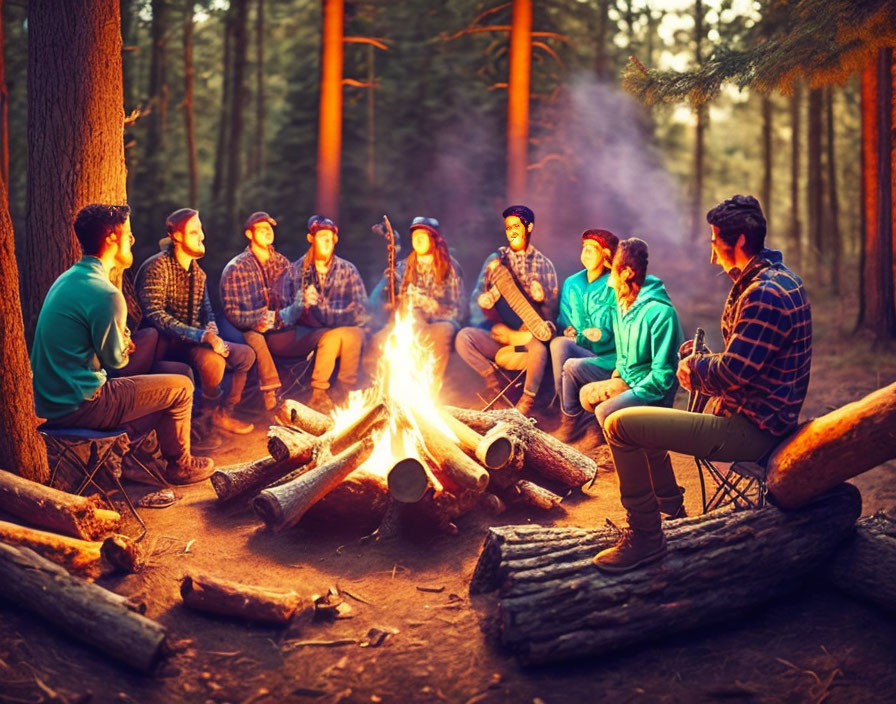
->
xmin=0 ymin=542 xmax=166 ymax=672
xmin=470 ymin=483 xmax=860 ymax=665
xmin=211 ymin=456 xmax=298 ymax=504
xmin=180 ymin=572 xmax=312 ymax=625
xmin=0 ymin=519 xmax=138 ymax=579
xmin=767 ymin=381 xmax=896 ymax=509
xmin=277 ymin=399 xmax=334 ymax=436
xmin=827 ymin=511 xmax=896 ymax=612
xmin=0 ymin=469 xmax=121 ymax=540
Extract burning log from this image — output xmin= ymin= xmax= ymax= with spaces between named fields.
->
xmin=504 ymin=479 xmax=563 ymax=511
xmin=0 ymin=469 xmax=121 ymax=540
xmin=444 ymin=405 xmax=527 ymax=434
xmin=470 ymin=483 xmax=860 ymax=665
xmin=387 ymin=457 xmax=433 ymax=503
xmin=0 ymin=542 xmax=166 ymax=672
xmin=827 ymin=511 xmax=896 ymax=613
xmin=267 ymin=426 xmax=317 ymax=463
xmin=252 ymin=437 xmax=375 ymax=532
xmin=411 ymin=409 xmax=489 ymax=493
xmin=277 ymin=399 xmax=334 ymax=436
xmin=0 ymin=519 xmax=138 ymax=579
xmin=211 ymin=456 xmax=297 ymax=504
xmin=767 ymin=381 xmax=896 ymax=509
xmin=180 ymin=572 xmax=312 ymax=625
xmin=440 ymin=410 xmax=516 ymax=471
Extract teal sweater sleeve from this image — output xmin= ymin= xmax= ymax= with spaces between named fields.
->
xmin=629 ymin=307 xmax=681 ymax=401
xmin=91 ymin=289 xmax=130 ymax=370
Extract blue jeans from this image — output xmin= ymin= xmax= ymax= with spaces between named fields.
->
xmin=550 ymin=337 xmax=613 ymax=416
xmin=455 ymin=326 xmax=548 ymax=396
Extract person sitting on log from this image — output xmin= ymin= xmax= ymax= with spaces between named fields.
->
xmin=551 ymin=229 xmax=620 ymax=443
xmin=220 ymin=211 xmax=297 ymax=414
xmin=136 ymin=208 xmax=257 ymax=437
xmin=593 ymin=195 xmax=812 ymax=574
xmin=577 ymin=238 xmax=682 ymax=440
xmin=366 ymin=216 xmax=465 ymax=385
xmin=32 ymin=204 xmax=214 ymax=484
xmin=278 ymin=215 xmax=369 ymax=414
xmin=455 ymin=205 xmax=559 ymax=414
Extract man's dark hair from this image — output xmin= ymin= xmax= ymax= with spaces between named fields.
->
xmin=614 ymin=238 xmax=649 ymax=289
xmin=73 ymin=204 xmax=131 ymax=256
xmin=706 ymin=195 xmax=766 ymax=255
xmin=502 ymin=205 xmax=534 ymax=229
xmin=166 ymin=208 xmax=199 ymax=237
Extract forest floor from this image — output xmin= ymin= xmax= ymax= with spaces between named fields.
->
xmin=2 ymin=291 xmax=896 ymax=704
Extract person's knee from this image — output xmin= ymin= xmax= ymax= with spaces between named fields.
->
xmin=340 ymin=326 xmax=364 ymax=349
xmin=602 ymin=407 xmax=641 ymax=446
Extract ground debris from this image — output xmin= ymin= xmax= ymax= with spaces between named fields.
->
xmin=416 ymin=585 xmax=445 ymax=593
xmin=339 ymin=587 xmax=373 ymax=605
xmin=283 ymin=639 xmax=357 ymax=650
xmin=359 ymin=626 xmax=399 ymax=648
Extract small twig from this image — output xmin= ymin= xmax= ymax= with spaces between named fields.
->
xmin=340 ymin=587 xmax=373 ymax=605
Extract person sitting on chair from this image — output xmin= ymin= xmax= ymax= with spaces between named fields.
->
xmin=278 ymin=215 xmax=369 ymax=414
xmin=592 ymin=196 xmax=811 ymax=574
xmin=551 ymin=229 xmax=619 ymax=442
xmin=367 ymin=216 xmax=465 ymax=385
xmin=220 ymin=211 xmax=298 ymax=412
xmin=455 ymin=205 xmax=558 ymax=414
xmin=32 ymin=204 xmax=213 ymax=484
xmin=136 ymin=208 xmax=256 ymax=436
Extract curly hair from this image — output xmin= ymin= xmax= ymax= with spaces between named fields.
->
xmin=73 ymin=203 xmax=131 ymax=256
xmin=706 ymin=195 xmax=766 ymax=255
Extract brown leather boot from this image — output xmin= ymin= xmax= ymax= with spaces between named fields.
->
xmin=592 ymin=526 xmax=667 ymax=573
xmin=165 ymin=454 xmax=215 ymax=485
xmin=658 ymin=486 xmax=687 ymax=519
xmin=555 ymin=413 xmax=586 ymax=443
xmin=515 ymin=392 xmax=535 ymax=415
xmin=212 ymin=406 xmax=255 ymax=435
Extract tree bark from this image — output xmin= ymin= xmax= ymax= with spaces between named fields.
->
xmin=180 ymin=572 xmax=310 ymax=625
xmin=266 ymin=426 xmax=318 ymax=464
xmin=23 ymin=0 xmax=128 ymax=342
xmin=471 ymin=484 xmax=860 ymax=665
xmin=224 ymin=0 xmax=249 ymax=230
xmin=210 ymin=455 xmax=298 ymax=504
xmin=766 ymin=380 xmax=896 ymax=509
xmin=183 ymin=2 xmax=198 ymax=207
xmin=503 ymin=479 xmax=562 ymax=511
xmin=506 ymin=0 xmax=532 ymax=203
xmin=789 ymin=83 xmax=802 ymax=267
xmin=825 ymin=86 xmax=842 ymax=294
xmin=0 ymin=542 xmax=166 ymax=672
xmin=412 ymin=409 xmax=489 ymax=493
xmin=249 ymin=0 xmax=266 ymax=178
xmin=807 ymin=86 xmax=825 ymax=280
xmin=827 ymin=511 xmax=896 ymax=613
xmin=0 ymin=0 xmax=8 ymax=208
xmin=212 ymin=11 xmax=233 ymax=201
xmin=144 ymin=0 xmax=170 ymax=202
xmin=761 ymin=94 xmax=773 ymax=231
xmin=316 ymin=0 xmax=344 ymax=217
xmin=278 ymin=399 xmax=335 ymax=436
xmin=690 ymin=0 xmax=706 ymax=241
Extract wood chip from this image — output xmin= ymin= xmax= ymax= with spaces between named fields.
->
xmin=284 ymin=639 xmax=357 ymax=649
xmin=416 ymin=585 xmax=445 ymax=593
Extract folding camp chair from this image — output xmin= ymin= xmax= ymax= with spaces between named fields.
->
xmin=695 ymin=456 xmax=769 ymax=513
xmin=274 ymin=349 xmax=316 ymax=400
xmin=478 ymin=360 xmax=526 ymax=411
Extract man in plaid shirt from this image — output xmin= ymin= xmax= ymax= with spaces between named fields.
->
xmin=278 ymin=215 xmax=369 ymax=413
xmin=455 ymin=205 xmax=559 ymax=414
xmin=593 ymin=195 xmax=812 ymax=574
xmin=220 ymin=211 xmax=298 ymax=412
xmin=136 ymin=208 xmax=256 ymax=437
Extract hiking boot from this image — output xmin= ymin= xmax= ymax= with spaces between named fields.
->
xmin=515 ymin=392 xmax=535 ymax=415
xmin=658 ymin=486 xmax=687 ymax=520
xmin=165 ymin=454 xmax=215 ymax=485
xmin=593 ymin=527 xmax=667 ymax=573
xmin=263 ymin=389 xmax=279 ymax=411
xmin=309 ymin=388 xmax=335 ymax=415
xmin=555 ymin=413 xmax=586 ymax=443
xmin=191 ymin=424 xmax=223 ymax=452
xmin=212 ymin=406 xmax=255 ymax=435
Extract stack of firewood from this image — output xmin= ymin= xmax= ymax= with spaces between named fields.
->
xmin=211 ymin=399 xmax=599 ymax=537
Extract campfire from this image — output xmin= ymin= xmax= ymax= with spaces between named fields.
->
xmin=210 ymin=312 xmax=599 ymax=536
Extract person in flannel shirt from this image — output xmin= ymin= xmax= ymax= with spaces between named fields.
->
xmin=592 ymin=195 xmax=812 ymax=574
xmin=551 ymin=228 xmax=620 ymax=443
xmin=219 ymin=211 xmax=296 ymax=412
xmin=455 ymin=205 xmax=559 ymax=415
xmin=366 ymin=216 xmax=465 ymax=386
xmin=136 ymin=208 xmax=256 ymax=437
xmin=278 ymin=215 xmax=369 ymax=414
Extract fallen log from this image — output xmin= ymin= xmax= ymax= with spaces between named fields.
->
xmin=827 ymin=511 xmax=896 ymax=613
xmin=211 ymin=456 xmax=297 ymax=504
xmin=503 ymin=480 xmax=564 ymax=511
xmin=444 ymin=405 xmax=527 ymax=434
xmin=0 ymin=542 xmax=166 ymax=672
xmin=440 ymin=411 xmax=514 ymax=471
xmin=387 ymin=456 xmax=435 ymax=503
xmin=0 ymin=519 xmax=138 ymax=580
xmin=767 ymin=381 xmax=896 ymax=509
xmin=252 ymin=437 xmax=375 ymax=532
xmin=0 ymin=469 xmax=121 ymax=540
xmin=412 ymin=409 xmax=489 ymax=493
xmin=470 ymin=483 xmax=860 ymax=665
xmin=180 ymin=572 xmax=312 ymax=625
xmin=267 ymin=426 xmax=317 ymax=463
xmin=277 ymin=399 xmax=334 ymax=436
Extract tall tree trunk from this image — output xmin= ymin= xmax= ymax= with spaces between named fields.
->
xmin=789 ymin=84 xmax=802 ymax=268
xmin=594 ymin=0 xmax=610 ymax=80
xmin=145 ymin=0 xmax=169 ymax=200
xmin=183 ymin=2 xmax=198 ymax=208
xmin=316 ymin=0 xmax=344 ymax=217
xmin=212 ymin=14 xmax=233 ymax=202
xmin=23 ymin=0 xmax=128 ymax=343
xmin=225 ymin=0 xmax=249 ymax=231
xmin=761 ymin=94 xmax=773 ymax=232
xmin=807 ymin=87 xmax=824 ymax=282
xmin=121 ymin=0 xmax=139 ymax=194
xmin=506 ymin=0 xmax=532 ymax=203
xmin=825 ymin=86 xmax=842 ymax=295
xmin=366 ymin=43 xmax=376 ymax=187
xmin=249 ymin=0 xmax=266 ymax=179
xmin=690 ymin=0 xmax=706 ymax=241
xmin=0 ymin=0 xmax=8 ymax=209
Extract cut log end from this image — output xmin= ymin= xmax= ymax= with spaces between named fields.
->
xmin=388 ymin=458 xmax=430 ymax=503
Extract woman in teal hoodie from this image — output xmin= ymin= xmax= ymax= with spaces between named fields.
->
xmin=580 ymin=238 xmax=682 ymax=430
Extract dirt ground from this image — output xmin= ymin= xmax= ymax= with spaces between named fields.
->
xmin=2 ymin=293 xmax=895 ymax=704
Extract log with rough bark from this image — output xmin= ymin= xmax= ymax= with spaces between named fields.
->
xmin=0 ymin=542 xmax=166 ymax=672
xmin=440 ymin=410 xmax=514 ymax=471
xmin=277 ymin=399 xmax=334 ymax=436
xmin=211 ymin=456 xmax=297 ymax=504
xmin=0 ymin=469 xmax=121 ymax=540
xmin=470 ymin=483 xmax=861 ymax=665
xmin=767 ymin=381 xmax=896 ymax=509
xmin=180 ymin=572 xmax=312 ymax=625
xmin=267 ymin=426 xmax=317 ymax=463
xmin=827 ymin=511 xmax=896 ymax=613
xmin=444 ymin=405 xmax=527 ymax=434
xmin=0 ymin=519 xmax=138 ymax=579
xmin=252 ymin=437 xmax=375 ymax=532
xmin=503 ymin=479 xmax=563 ymax=511
xmin=412 ymin=409 xmax=489 ymax=493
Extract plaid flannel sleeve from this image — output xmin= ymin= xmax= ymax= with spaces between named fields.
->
xmin=537 ymin=256 xmax=560 ymax=322
xmin=320 ymin=262 xmax=369 ymax=328
xmin=221 ymin=258 xmax=267 ymax=330
xmin=435 ymin=263 xmax=464 ymax=322
xmin=688 ymin=283 xmax=792 ymax=396
xmin=468 ymin=253 xmax=498 ymax=328
xmin=137 ymin=258 xmax=205 ymax=344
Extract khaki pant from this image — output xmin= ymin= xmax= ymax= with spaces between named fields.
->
xmin=282 ymin=327 xmax=364 ymax=391
xmin=603 ymin=407 xmax=780 ymax=531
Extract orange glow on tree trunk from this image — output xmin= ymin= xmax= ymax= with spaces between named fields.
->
xmin=506 ymin=0 xmax=532 ymax=204
xmin=316 ymin=0 xmax=344 ymax=218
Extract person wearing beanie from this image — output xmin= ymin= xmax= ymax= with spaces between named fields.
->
xmin=593 ymin=196 xmax=811 ymax=574
xmin=551 ymin=229 xmax=620 ymax=443
xmin=455 ymin=205 xmax=559 ymax=414
xmin=366 ymin=216 xmax=465 ymax=385
xmin=220 ymin=211 xmax=297 ymax=413
xmin=278 ymin=215 xmax=369 ymax=414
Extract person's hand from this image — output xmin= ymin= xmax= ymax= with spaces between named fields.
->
xmin=582 ymin=327 xmax=602 ymax=343
xmin=205 ymin=321 xmax=219 ymax=336
xmin=256 ymin=309 xmax=276 ymax=332
xmin=304 ymin=285 xmax=320 ymax=308
xmin=203 ymin=331 xmax=230 ymax=357
xmin=478 ymin=287 xmax=500 ymax=310
xmin=530 ymin=280 xmax=545 ymax=303
xmin=679 ymin=338 xmax=711 ymax=358
xmin=563 ymin=326 xmax=577 ymax=339
xmin=676 ymin=358 xmax=692 ymax=391
xmin=580 ymin=378 xmax=629 ymax=410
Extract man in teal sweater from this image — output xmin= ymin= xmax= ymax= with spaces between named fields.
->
xmin=551 ymin=229 xmax=619 ymax=442
xmin=32 ymin=204 xmax=214 ymax=485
